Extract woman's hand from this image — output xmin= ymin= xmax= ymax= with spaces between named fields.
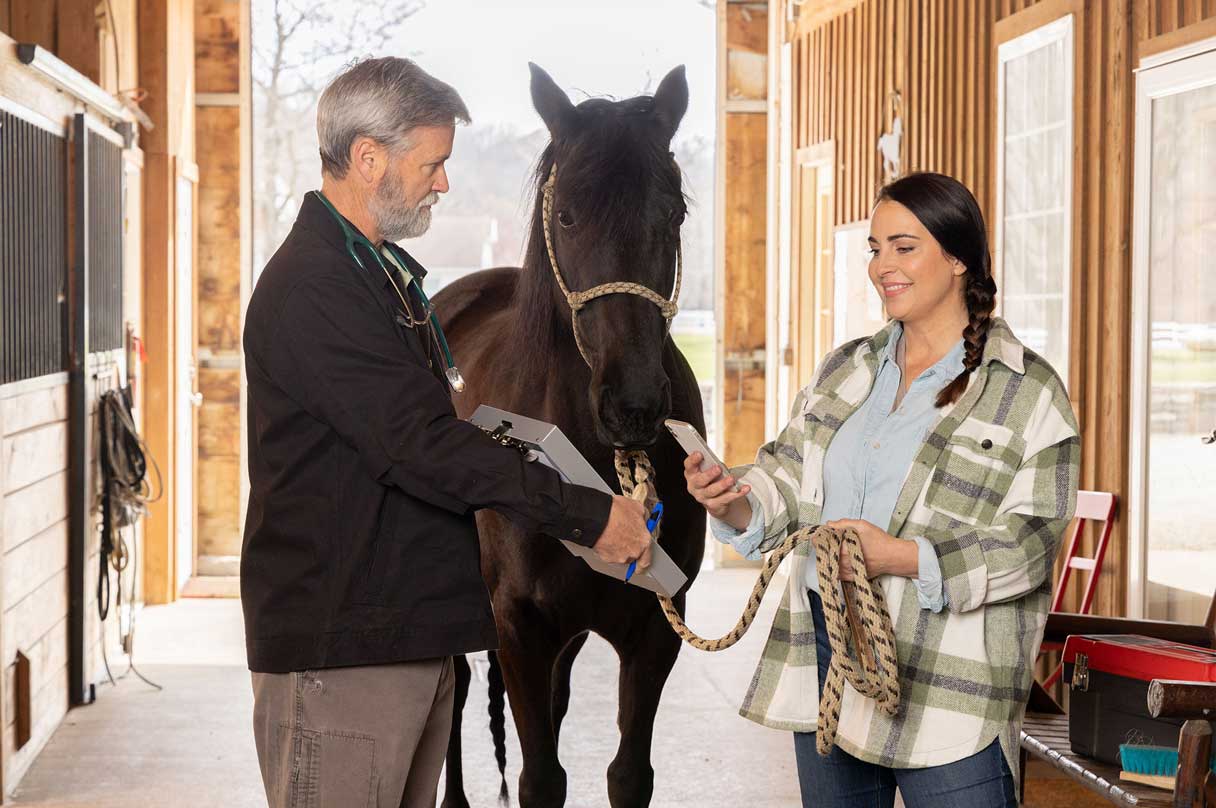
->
xmin=826 ymin=519 xmax=919 ymax=581
xmin=684 ymin=453 xmax=753 ymax=531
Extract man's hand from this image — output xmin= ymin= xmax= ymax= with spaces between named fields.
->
xmin=591 ymin=496 xmax=654 ymax=572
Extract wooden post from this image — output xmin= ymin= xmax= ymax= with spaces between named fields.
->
xmin=138 ymin=0 xmax=196 ymax=603
xmin=1174 ymin=719 xmax=1213 ymax=808
xmin=716 ymin=0 xmax=769 ymax=567
xmin=1149 ymin=680 xmax=1216 ymax=720
xmin=193 ymin=0 xmax=246 ymax=582
xmin=719 ymin=0 xmax=769 ymax=467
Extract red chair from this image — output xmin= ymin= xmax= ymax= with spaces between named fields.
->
xmin=1039 ymin=490 xmax=1117 ymax=689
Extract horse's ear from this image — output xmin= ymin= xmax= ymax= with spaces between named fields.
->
xmin=653 ymin=65 xmax=689 ymax=142
xmin=529 ymin=62 xmax=575 ymax=140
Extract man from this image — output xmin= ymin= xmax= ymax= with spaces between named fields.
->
xmin=241 ymin=57 xmax=653 ymax=808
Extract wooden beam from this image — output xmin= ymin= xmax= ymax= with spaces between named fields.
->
xmin=795 ymin=0 xmax=865 ymax=36
xmin=994 ymin=0 xmax=1085 ymax=43
xmin=138 ymin=0 xmax=187 ymax=604
xmin=55 ymin=0 xmax=102 ymax=85
xmin=238 ymin=0 xmax=251 ymax=528
xmin=723 ymin=110 xmax=769 ymax=467
xmin=7 ymin=0 xmax=55 ymax=52
xmin=195 ymin=0 xmax=245 ymax=577
xmin=195 ymin=91 xmax=239 ymax=106
xmin=195 ymin=0 xmax=239 ymax=94
xmin=1137 ymin=14 xmax=1216 ymax=61
xmin=1148 ymin=679 xmax=1216 ymax=720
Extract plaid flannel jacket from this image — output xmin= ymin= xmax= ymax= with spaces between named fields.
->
xmin=734 ymin=317 xmax=1079 ymax=778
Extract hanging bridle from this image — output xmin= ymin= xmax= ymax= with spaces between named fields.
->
xmin=540 ymin=162 xmax=683 ymax=368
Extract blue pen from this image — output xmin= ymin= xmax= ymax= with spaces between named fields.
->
xmin=626 ymin=501 xmax=664 ymax=582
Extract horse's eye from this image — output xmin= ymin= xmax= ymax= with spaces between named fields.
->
xmin=670 ymin=209 xmax=686 ymax=227
xmin=558 ymin=210 xmax=575 ymax=229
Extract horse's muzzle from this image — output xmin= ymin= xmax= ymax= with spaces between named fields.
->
xmin=596 ymin=380 xmax=671 ymax=449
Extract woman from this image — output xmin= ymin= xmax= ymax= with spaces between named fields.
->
xmin=686 ymin=172 xmax=1078 ymax=807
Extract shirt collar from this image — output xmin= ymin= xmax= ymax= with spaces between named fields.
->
xmin=878 ymin=320 xmax=967 ymax=380
xmin=294 ymin=192 xmax=429 ymax=286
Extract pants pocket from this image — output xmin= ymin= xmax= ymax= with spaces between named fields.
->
xmin=274 ymin=724 xmax=377 ymax=808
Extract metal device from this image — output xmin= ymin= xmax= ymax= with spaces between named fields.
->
xmin=469 ymin=405 xmax=688 ymax=598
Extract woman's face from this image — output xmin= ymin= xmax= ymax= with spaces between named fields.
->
xmin=867 ymin=199 xmax=967 ymax=326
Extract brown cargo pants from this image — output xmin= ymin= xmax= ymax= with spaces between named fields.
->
xmin=252 ymin=657 xmax=454 ymax=808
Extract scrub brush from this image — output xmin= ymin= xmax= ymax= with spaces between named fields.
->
xmin=1119 ymin=743 xmax=1216 ymax=791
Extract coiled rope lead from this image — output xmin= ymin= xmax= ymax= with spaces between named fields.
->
xmin=614 ymin=452 xmax=900 ymax=754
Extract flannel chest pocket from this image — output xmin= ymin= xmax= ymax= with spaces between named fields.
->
xmin=925 ymin=420 xmax=1023 ymax=525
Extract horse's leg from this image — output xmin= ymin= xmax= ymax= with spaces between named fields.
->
xmin=439 ymin=654 xmax=472 ymax=808
xmin=550 ymin=631 xmax=589 ymax=745
xmin=497 ymin=608 xmax=568 ymax=808
xmin=605 ymin=596 xmax=684 ymax=808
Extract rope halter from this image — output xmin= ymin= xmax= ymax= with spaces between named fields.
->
xmin=540 ymin=163 xmax=683 ymax=368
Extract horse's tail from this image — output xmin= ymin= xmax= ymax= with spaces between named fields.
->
xmin=487 ymin=650 xmax=510 ymax=805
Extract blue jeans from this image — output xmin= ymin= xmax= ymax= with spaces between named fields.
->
xmin=793 ymin=590 xmax=1016 ymax=808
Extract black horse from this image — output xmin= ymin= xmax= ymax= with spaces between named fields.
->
xmin=434 ymin=64 xmax=706 ymax=808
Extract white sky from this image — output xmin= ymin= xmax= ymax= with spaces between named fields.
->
xmin=393 ymin=0 xmax=717 ymax=144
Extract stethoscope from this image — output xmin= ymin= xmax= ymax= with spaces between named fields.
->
xmin=313 ymin=191 xmax=465 ymax=393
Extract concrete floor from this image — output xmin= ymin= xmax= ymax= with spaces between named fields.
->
xmin=8 ymin=568 xmax=802 ymax=807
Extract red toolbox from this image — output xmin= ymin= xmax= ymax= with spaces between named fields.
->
xmin=1062 ymin=634 xmax=1216 ymax=766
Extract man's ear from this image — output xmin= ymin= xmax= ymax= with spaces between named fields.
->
xmin=350 ymin=136 xmax=386 ymax=184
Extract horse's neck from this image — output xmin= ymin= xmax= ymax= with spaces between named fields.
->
xmin=499 ymin=311 xmax=619 ymax=471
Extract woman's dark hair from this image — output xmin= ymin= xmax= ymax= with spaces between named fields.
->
xmin=875 ymin=172 xmax=997 ymax=407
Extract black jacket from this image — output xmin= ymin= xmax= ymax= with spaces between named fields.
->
xmin=240 ymin=193 xmax=611 ymax=673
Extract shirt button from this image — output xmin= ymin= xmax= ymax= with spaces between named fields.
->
xmin=572 ymin=529 xmax=583 ymax=540
xmin=981 ymin=439 xmax=993 ymax=450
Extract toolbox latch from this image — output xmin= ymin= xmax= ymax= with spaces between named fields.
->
xmin=1072 ymin=652 xmax=1090 ymax=692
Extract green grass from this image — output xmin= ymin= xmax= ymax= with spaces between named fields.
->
xmin=1151 ymin=349 xmax=1216 ymax=384
xmin=673 ymin=333 xmax=715 ymax=383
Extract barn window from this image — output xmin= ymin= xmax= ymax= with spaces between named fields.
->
xmin=995 ymin=14 xmax=1075 ymax=384
xmin=0 ymin=104 xmax=68 ymax=385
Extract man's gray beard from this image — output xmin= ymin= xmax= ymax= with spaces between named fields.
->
xmin=372 ymin=174 xmax=436 ymax=242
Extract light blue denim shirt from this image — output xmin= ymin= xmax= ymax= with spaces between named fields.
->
xmin=712 ymin=322 xmax=960 ymax=612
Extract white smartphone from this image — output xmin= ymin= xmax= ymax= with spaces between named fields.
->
xmin=664 ymin=418 xmax=740 ymax=492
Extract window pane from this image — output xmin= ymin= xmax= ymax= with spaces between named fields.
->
xmin=1145 ymin=80 xmax=1216 ymax=624
xmin=1000 ymin=30 xmax=1071 ymax=382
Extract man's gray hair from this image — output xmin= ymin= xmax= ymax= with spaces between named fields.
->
xmin=317 ymin=57 xmax=470 ymax=179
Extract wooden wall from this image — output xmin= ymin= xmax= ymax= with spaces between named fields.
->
xmin=787 ymin=0 xmax=1216 ymax=619
xmin=793 ymin=0 xmax=994 ymax=226
xmin=719 ymin=1 xmax=770 ymax=471
xmin=193 ymin=0 xmax=245 ymax=577
xmin=0 ymin=7 xmax=139 ymax=792
xmin=0 ymin=382 xmax=70 ymax=792
xmin=0 ymin=0 xmax=137 ymax=96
